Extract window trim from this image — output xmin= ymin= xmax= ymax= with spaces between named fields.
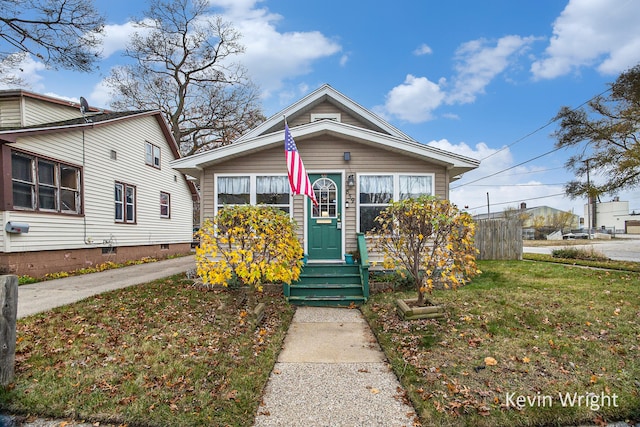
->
xmin=115 ymin=181 xmax=137 ymax=224
xmin=10 ymin=149 xmax=82 ymax=215
xmin=357 ymin=173 xmax=435 ymax=233
xmin=145 ymin=141 xmax=161 ymax=169
xmin=214 ymin=173 xmax=293 ymax=216
xmin=160 ymin=191 xmax=171 ymax=219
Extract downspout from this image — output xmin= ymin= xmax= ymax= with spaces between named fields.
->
xmin=82 ymin=128 xmax=91 ymax=245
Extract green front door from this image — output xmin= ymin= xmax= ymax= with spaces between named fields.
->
xmin=307 ymin=173 xmax=342 ymax=260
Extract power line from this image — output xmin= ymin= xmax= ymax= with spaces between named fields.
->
xmin=479 ymin=86 xmax=613 ymax=162
xmin=466 ymin=192 xmax=567 ymax=211
xmin=451 ymin=146 xmax=563 ymax=189
xmin=455 ymin=86 xmax=616 ymax=192
xmin=500 ymin=166 xmax=565 ymax=177
xmin=464 ymin=183 xmax=566 ymax=187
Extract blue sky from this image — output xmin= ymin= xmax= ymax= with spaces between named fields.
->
xmin=4 ymin=0 xmax=640 ymax=222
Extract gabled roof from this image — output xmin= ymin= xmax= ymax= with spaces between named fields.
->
xmin=171 ymin=84 xmax=480 ymax=179
xmin=238 ymin=84 xmax=415 ymax=141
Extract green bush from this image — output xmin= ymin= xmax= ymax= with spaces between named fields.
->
xmin=551 ymin=247 xmax=609 ymax=261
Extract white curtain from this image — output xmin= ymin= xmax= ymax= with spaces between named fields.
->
xmin=360 ymin=175 xmax=393 ymax=204
xmin=257 ymin=176 xmax=288 ymax=194
xmin=218 ymin=176 xmax=250 ymax=194
xmin=400 ymin=175 xmax=432 ymax=199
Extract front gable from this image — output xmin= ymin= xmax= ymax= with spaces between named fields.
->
xmin=171 ymin=84 xmax=479 ymax=179
xmin=238 ymin=84 xmax=411 ymax=141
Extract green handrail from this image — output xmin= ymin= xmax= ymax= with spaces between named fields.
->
xmin=356 ymin=233 xmax=370 ymax=299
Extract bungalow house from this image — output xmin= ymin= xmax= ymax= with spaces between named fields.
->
xmin=0 ymin=90 xmax=196 ymax=277
xmin=171 ymin=84 xmax=479 ymax=305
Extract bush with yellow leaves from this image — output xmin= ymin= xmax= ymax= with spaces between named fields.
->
xmin=195 ymin=205 xmax=303 ymax=302
xmin=367 ymin=195 xmax=479 ymax=306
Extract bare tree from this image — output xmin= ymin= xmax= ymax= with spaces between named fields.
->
xmin=0 ymin=0 xmax=104 ymax=83
xmin=105 ymin=0 xmax=264 ymax=156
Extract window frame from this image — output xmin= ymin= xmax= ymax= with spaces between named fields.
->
xmin=10 ymin=149 xmax=82 ymax=215
xmin=145 ymin=141 xmax=161 ymax=169
xmin=214 ymin=173 xmax=292 ymax=215
xmin=160 ymin=191 xmax=171 ymax=219
xmin=357 ymin=173 xmax=435 ymax=233
xmin=115 ymin=181 xmax=137 ymax=224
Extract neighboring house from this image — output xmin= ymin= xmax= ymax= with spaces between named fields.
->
xmin=0 ymin=90 xmax=196 ymax=277
xmin=171 ymin=84 xmax=480 ymax=263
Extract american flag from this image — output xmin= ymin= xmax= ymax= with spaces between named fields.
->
xmin=285 ymin=123 xmax=318 ymax=206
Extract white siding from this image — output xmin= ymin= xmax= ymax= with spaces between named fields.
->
xmin=23 ymin=98 xmax=83 ymax=126
xmin=0 ymin=98 xmax=23 ymax=127
xmin=0 ymin=212 xmax=6 ymax=252
xmin=3 ymin=116 xmax=194 ymax=252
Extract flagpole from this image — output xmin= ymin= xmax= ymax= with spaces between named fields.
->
xmin=283 ymin=116 xmax=318 ymax=206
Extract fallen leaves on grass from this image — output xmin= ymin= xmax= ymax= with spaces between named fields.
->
xmin=484 ymin=357 xmax=497 ymax=366
xmin=11 ymin=279 xmax=294 ymax=427
xmin=362 ymin=261 xmax=640 ymax=426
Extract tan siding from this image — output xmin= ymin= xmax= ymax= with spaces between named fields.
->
xmin=201 ymin=135 xmax=448 ymax=251
xmin=289 ymin=101 xmax=376 ymax=130
xmin=0 ymin=98 xmax=23 ymax=127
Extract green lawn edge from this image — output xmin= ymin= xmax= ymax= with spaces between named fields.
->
xmin=523 ymin=252 xmax=640 ymax=272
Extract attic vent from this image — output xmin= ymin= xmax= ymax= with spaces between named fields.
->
xmin=311 ymin=113 xmax=341 ymax=122
xmin=110 ymin=150 xmax=117 ymax=160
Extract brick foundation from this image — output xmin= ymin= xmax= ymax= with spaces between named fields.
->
xmin=0 ymin=243 xmax=192 ymax=278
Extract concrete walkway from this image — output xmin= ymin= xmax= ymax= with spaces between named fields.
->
xmin=17 ymin=255 xmax=195 ymax=319
xmin=253 ymin=307 xmax=418 ymax=427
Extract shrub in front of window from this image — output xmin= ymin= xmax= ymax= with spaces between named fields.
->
xmin=367 ymin=195 xmax=480 ymax=306
xmin=195 ymin=205 xmax=303 ymax=303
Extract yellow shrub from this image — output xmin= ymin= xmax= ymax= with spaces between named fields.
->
xmin=195 ymin=205 xmax=303 ymax=294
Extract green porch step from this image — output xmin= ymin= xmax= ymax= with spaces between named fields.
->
xmin=287 ymin=263 xmax=367 ymax=307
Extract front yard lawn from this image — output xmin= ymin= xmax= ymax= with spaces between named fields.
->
xmin=362 ymin=260 xmax=640 ymax=427
xmin=1 ymin=275 xmax=294 ymax=427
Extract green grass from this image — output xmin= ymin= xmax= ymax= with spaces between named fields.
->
xmin=523 ymin=252 xmax=640 ymax=272
xmin=362 ymin=260 xmax=640 ymax=427
xmin=2 ymin=275 xmax=294 ymax=427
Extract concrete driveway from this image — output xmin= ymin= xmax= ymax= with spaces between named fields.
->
xmin=523 ymin=235 xmax=640 ymax=262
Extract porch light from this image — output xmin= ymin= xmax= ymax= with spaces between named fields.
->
xmin=343 ymin=151 xmax=351 ymax=161
xmin=347 ymin=174 xmax=355 ymax=187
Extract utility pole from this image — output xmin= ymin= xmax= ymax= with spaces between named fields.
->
xmin=486 ymin=192 xmax=490 ymax=218
xmin=585 ymin=158 xmax=594 ymax=239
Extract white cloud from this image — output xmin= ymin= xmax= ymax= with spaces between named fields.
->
xmin=100 ymin=21 xmax=148 ymax=58
xmin=531 ymin=0 xmax=640 ymax=79
xmin=203 ymin=2 xmax=341 ymax=97
xmin=380 ymin=75 xmax=446 ymax=123
xmin=448 ymin=35 xmax=537 ymax=104
xmin=380 ymin=35 xmax=536 ymax=122
xmin=413 ymin=43 xmax=432 ymax=56
xmin=0 ymin=54 xmax=46 ymax=90
xmin=90 ymin=1 xmax=341 ymax=107
xmin=427 ymin=139 xmax=578 ymax=215
xmin=234 ymin=19 xmax=341 ymax=97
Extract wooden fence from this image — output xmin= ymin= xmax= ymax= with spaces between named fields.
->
xmin=0 ymin=275 xmax=17 ymax=385
xmin=474 ymin=218 xmax=522 ymax=260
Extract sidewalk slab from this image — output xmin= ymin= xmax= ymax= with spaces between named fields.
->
xmin=253 ymin=307 xmax=418 ymax=427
